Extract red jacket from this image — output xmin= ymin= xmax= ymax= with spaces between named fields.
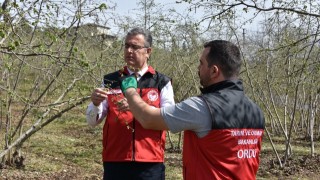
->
xmin=183 ymin=80 xmax=265 ymax=179
xmin=183 ymin=129 xmax=264 ymax=180
xmin=102 ymin=66 xmax=171 ymax=162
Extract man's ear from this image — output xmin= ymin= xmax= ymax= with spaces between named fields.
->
xmin=211 ymin=65 xmax=219 ymax=78
xmin=145 ymin=48 xmax=152 ymax=60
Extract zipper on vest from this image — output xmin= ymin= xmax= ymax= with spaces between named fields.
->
xmin=132 ymin=88 xmax=142 ymax=161
xmin=132 ymin=119 xmax=135 ymax=161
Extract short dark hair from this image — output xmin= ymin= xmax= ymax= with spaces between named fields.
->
xmin=126 ymin=27 xmax=152 ymax=48
xmin=204 ymin=40 xmax=241 ymax=78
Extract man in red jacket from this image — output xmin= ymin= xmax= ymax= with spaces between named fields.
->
xmin=86 ymin=27 xmax=175 ymax=179
xmin=120 ymin=40 xmax=265 ymax=179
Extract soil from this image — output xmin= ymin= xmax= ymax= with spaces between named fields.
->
xmin=1 ymin=123 xmax=319 ymax=179
xmin=1 ymin=151 xmax=320 ymax=180
xmin=257 ymin=152 xmax=320 ymax=179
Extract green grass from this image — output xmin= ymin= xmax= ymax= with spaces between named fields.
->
xmin=1 ymin=107 xmax=320 ymax=179
xmin=0 ymin=108 xmax=183 ymax=179
xmin=14 ymin=111 xmax=104 ymax=177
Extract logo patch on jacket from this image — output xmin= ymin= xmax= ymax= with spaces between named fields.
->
xmin=147 ymin=90 xmax=159 ymax=101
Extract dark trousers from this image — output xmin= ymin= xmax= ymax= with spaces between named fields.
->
xmin=103 ymin=162 xmax=165 ymax=180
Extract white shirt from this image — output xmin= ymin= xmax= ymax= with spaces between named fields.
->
xmin=86 ymin=66 xmax=175 ymax=127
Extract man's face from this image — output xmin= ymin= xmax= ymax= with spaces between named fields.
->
xmin=198 ymin=47 xmax=212 ymax=87
xmin=124 ymin=34 xmax=151 ymax=71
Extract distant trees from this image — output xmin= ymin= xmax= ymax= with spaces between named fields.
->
xmin=0 ymin=0 xmax=118 ymax=167
xmin=0 ymin=0 xmax=319 ymax=172
xmin=180 ymin=0 xmax=320 ymax=167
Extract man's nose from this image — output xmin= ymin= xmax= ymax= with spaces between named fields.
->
xmin=125 ymin=47 xmax=134 ymax=53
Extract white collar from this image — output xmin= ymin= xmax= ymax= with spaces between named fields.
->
xmin=127 ymin=66 xmax=148 ymax=77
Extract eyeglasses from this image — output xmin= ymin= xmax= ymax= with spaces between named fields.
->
xmin=124 ymin=43 xmax=148 ymax=51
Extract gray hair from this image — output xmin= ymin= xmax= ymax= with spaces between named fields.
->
xmin=126 ymin=27 xmax=153 ymax=47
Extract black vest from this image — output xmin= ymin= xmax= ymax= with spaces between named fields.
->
xmin=200 ymin=80 xmax=265 ymax=129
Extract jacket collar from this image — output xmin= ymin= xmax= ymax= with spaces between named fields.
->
xmin=122 ymin=66 xmax=156 ymax=76
xmin=200 ymin=79 xmax=243 ymax=94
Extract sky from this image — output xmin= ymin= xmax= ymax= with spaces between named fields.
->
xmin=114 ymin=0 xmax=190 ymax=16
xmin=107 ymin=0 xmax=201 ymax=35
xmin=0 ymin=0 xmax=262 ymax=34
xmin=112 ymin=0 xmax=263 ymax=33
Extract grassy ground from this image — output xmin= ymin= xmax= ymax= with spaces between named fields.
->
xmin=1 ymin=108 xmax=319 ymax=179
